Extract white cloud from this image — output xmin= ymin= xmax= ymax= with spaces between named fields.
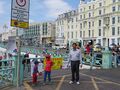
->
xmin=42 ymin=0 xmax=72 ymax=18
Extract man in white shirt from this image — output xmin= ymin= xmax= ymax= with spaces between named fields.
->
xmin=69 ymin=43 xmax=82 ymax=85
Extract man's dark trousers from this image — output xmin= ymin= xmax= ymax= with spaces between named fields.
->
xmin=71 ymin=61 xmax=80 ymax=82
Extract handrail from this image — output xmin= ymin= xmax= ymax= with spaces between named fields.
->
xmin=0 ymin=59 xmax=15 ymax=62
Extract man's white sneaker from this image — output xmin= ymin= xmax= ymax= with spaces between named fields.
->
xmin=69 ymin=81 xmax=73 ymax=84
xmin=76 ymin=82 xmax=80 ymax=85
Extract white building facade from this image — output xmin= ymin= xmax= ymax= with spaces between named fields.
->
xmin=56 ymin=10 xmax=79 ymax=46
xmin=56 ymin=0 xmax=120 ymax=47
xmin=1 ymin=28 xmax=16 ymax=42
xmin=23 ymin=22 xmax=55 ymax=46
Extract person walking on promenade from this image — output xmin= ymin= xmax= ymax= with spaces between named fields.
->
xmin=69 ymin=43 xmax=82 ymax=85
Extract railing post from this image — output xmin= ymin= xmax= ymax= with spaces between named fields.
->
xmin=102 ymin=50 xmax=112 ymax=69
xmin=114 ymin=55 xmax=117 ymax=68
xmin=90 ymin=54 xmax=95 ymax=70
xmin=13 ymin=55 xmax=24 ymax=86
xmin=12 ymin=57 xmax=16 ymax=86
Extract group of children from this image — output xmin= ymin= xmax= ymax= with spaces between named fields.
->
xmin=32 ymin=54 xmax=53 ymax=85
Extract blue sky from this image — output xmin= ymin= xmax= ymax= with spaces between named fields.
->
xmin=0 ymin=0 xmax=90 ymax=33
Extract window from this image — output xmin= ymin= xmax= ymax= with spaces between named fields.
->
xmin=99 ymin=10 xmax=102 ymax=15
xmin=104 ymin=1 xmax=106 ymax=5
xmin=67 ymin=32 xmax=69 ymax=38
xmin=76 ymin=31 xmax=77 ymax=38
xmin=89 ymin=22 xmax=91 ymax=28
xmin=76 ymin=17 xmax=78 ymax=22
xmin=112 ymin=39 xmax=115 ymax=44
xmin=68 ymin=20 xmax=70 ymax=23
xmin=84 ymin=8 xmax=85 ymax=11
xmin=72 ymin=18 xmax=74 ymax=22
xmin=84 ymin=14 xmax=85 ymax=18
xmin=60 ymin=21 xmax=61 ymax=25
xmin=62 ymin=20 xmax=64 ymax=25
xmin=80 ymin=31 xmax=82 ymax=37
xmin=92 ymin=30 xmax=94 ymax=37
xmin=89 ymin=13 xmax=91 ymax=18
xmin=71 ymin=32 xmax=73 ymax=38
xmin=112 ymin=17 xmax=115 ymax=24
xmin=71 ymin=25 xmax=73 ymax=29
xmin=118 ymin=27 xmax=120 ymax=35
xmin=76 ymin=25 xmax=77 ymax=28
xmin=118 ymin=17 xmax=120 ymax=23
xmin=68 ymin=25 xmax=69 ymax=29
xmin=103 ymin=29 xmax=105 ymax=36
xmin=112 ymin=6 xmax=116 ymax=12
xmin=83 ymin=22 xmax=86 ymax=28
xmin=93 ymin=5 xmax=95 ymax=9
xmin=89 ymin=6 xmax=91 ymax=9
xmin=118 ymin=5 xmax=120 ymax=11
xmin=80 ymin=8 xmax=82 ymax=12
xmin=104 ymin=9 xmax=106 ymax=14
xmin=89 ymin=30 xmax=91 ymax=37
xmin=99 ymin=3 xmax=102 ymax=7
xmin=80 ymin=15 xmax=82 ymax=19
xmin=99 ymin=20 xmax=101 ymax=26
xmin=99 ymin=29 xmax=101 ymax=36
xmin=80 ymin=23 xmax=82 ymax=29
xmin=92 ymin=21 xmax=94 ymax=26
xmin=98 ymin=39 xmax=101 ymax=44
xmin=113 ymin=0 xmax=116 ymax=3
xmin=93 ymin=12 xmax=94 ymax=17
xmin=112 ymin=27 xmax=115 ymax=35
xmin=83 ymin=31 xmax=85 ymax=37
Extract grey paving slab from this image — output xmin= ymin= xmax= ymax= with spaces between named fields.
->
xmin=2 ymin=67 xmax=120 ymax=90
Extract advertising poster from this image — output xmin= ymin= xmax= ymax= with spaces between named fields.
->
xmin=44 ymin=58 xmax=63 ymax=70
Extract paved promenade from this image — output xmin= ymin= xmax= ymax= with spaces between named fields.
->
xmin=2 ymin=67 xmax=120 ymax=90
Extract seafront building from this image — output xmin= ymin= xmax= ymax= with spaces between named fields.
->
xmin=56 ymin=0 xmax=120 ymax=47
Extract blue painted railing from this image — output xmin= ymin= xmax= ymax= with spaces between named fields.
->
xmin=0 ymin=58 xmax=16 ymax=88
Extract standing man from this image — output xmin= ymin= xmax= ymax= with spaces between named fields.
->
xmin=69 ymin=43 xmax=82 ymax=85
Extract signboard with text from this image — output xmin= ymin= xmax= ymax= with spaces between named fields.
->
xmin=11 ymin=0 xmax=30 ymax=28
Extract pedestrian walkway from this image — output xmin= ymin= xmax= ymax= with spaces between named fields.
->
xmin=1 ymin=68 xmax=120 ymax=90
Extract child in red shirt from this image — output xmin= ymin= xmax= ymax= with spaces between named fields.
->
xmin=44 ymin=54 xmax=53 ymax=84
xmin=32 ymin=60 xmax=39 ymax=85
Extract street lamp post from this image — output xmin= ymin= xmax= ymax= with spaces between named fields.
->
xmin=16 ymin=28 xmax=23 ymax=87
xmin=102 ymin=17 xmax=112 ymax=69
xmin=16 ymin=28 xmax=20 ymax=87
xmin=3 ymin=24 xmax=8 ymax=32
xmin=104 ymin=17 xmax=110 ymax=51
